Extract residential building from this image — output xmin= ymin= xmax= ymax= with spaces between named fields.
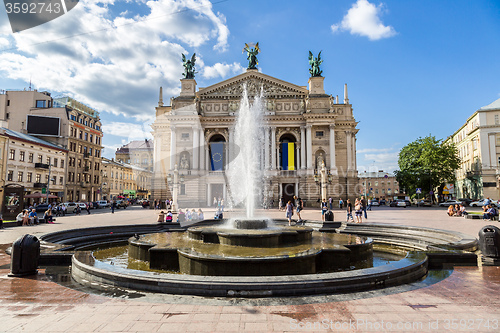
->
xmin=358 ymin=170 xmax=400 ymax=200
xmin=102 ymin=157 xmax=151 ymax=199
xmin=447 ymin=97 xmax=500 ymax=199
xmin=115 ymin=140 xmax=153 ymax=172
xmin=0 ymin=90 xmax=104 ymax=202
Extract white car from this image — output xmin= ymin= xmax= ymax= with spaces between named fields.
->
xmin=470 ymin=199 xmax=499 ymax=208
xmin=59 ymin=202 xmax=77 ymax=213
xmin=370 ymin=200 xmax=379 ymax=206
xmin=438 ymin=200 xmax=463 ymax=207
xmin=97 ymin=200 xmax=110 ymax=208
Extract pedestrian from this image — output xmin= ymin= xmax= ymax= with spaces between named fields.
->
xmin=213 ymin=197 xmax=217 ymax=207
xmin=279 ymin=196 xmax=284 ymax=211
xmin=86 ymin=202 xmax=91 ymax=214
xmin=197 ymin=209 xmax=204 ymax=220
xmin=285 ymin=200 xmax=294 ymax=226
xmin=346 ymin=199 xmax=354 ymax=222
xmin=62 ymin=204 xmax=66 ymax=216
xmin=75 ymin=205 xmax=81 ymax=216
xmin=367 ymin=198 xmax=372 ymax=211
xmin=177 ymin=209 xmax=186 ymax=222
xmin=165 ymin=211 xmax=173 ymax=222
xmin=44 ymin=209 xmax=54 ymax=224
xmin=355 ymin=198 xmax=363 ymax=223
xmin=328 ymin=197 xmax=333 ymax=210
xmin=321 ymin=198 xmax=328 ymax=221
xmin=111 ymin=201 xmax=116 ymax=214
xmin=157 ymin=211 xmax=165 ymax=223
xmin=294 ymin=195 xmax=303 ymax=222
xmin=361 ymin=196 xmax=367 ymax=219
xmin=339 ymin=198 xmax=344 ymax=209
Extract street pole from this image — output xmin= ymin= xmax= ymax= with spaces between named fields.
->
xmin=172 ymin=164 xmax=179 ymax=213
xmin=46 ymin=162 xmax=51 ymax=204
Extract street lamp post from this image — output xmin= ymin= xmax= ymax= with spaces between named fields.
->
xmin=167 ymin=164 xmax=184 ymax=213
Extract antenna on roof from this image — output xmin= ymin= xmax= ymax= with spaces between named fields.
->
xmin=28 ymin=77 xmax=32 ymax=91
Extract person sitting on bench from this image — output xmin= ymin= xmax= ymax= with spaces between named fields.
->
xmin=483 ymin=205 xmax=498 ymax=220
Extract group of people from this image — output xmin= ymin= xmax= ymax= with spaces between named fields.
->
xmin=345 ymin=196 xmax=368 ymax=223
xmin=447 ymin=204 xmax=468 ymax=217
xmin=16 ymin=208 xmax=54 ymax=226
xmin=284 ymin=196 xmax=304 ymax=226
xmin=157 ymin=208 xmax=205 ymax=223
xmin=153 ymin=199 xmax=173 ymax=210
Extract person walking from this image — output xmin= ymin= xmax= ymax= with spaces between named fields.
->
xmin=62 ymin=204 xmax=66 ymax=216
xmin=346 ymin=199 xmax=354 ymax=222
xmin=111 ymin=201 xmax=116 ymax=214
xmin=367 ymin=198 xmax=372 ymax=211
xmin=339 ymin=198 xmax=344 ymax=209
xmin=285 ymin=200 xmax=294 ymax=226
xmin=86 ymin=202 xmax=91 ymax=214
xmin=355 ymin=198 xmax=363 ymax=223
xmin=321 ymin=198 xmax=328 ymax=222
xmin=361 ymin=196 xmax=367 ymax=219
xmin=294 ymin=196 xmax=303 ymax=222
xmin=328 ymin=197 xmax=333 ymax=210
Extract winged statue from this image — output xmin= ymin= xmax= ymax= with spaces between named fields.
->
xmin=243 ymin=42 xmax=260 ymax=69
xmin=308 ymin=51 xmax=323 ymax=77
xmin=182 ymin=53 xmax=196 ymax=79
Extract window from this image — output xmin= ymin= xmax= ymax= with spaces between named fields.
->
xmin=46 ymin=156 xmax=51 ymax=165
xmin=77 ymin=173 xmax=81 ymax=182
xmin=36 ymin=100 xmax=46 ymax=108
xmin=496 ymin=115 xmax=499 ymax=125
xmin=375 ymin=181 xmax=378 ymax=186
xmin=180 ymin=184 xmax=186 ymax=195
xmin=27 ymin=172 xmax=32 ymax=182
xmin=9 ymin=149 xmax=15 ymax=160
xmin=60 ymin=177 xmax=63 ymax=184
xmin=79 ymin=131 xmax=83 ymax=139
xmin=70 ymin=115 xmax=77 ymax=121
xmin=35 ymin=174 xmax=41 ymax=183
xmin=54 ymin=158 xmax=58 ymax=168
xmin=181 ymin=133 xmax=189 ymax=140
xmin=38 ymin=154 xmax=43 ymax=163
xmin=90 ymin=134 xmax=93 ymax=142
xmin=7 ymin=170 xmax=13 ymax=181
xmin=19 ymin=151 xmax=25 ymax=162
xmin=60 ymin=160 xmax=64 ymax=169
xmin=315 ymin=131 xmax=324 ymax=137
xmin=387 ymin=181 xmax=391 ymax=186
xmin=17 ymin=171 xmax=23 ymax=182
xmin=78 ymin=159 xmax=81 ymax=167
xmin=28 ymin=153 xmax=34 ymax=163
xmin=85 ymin=133 xmax=88 ymax=141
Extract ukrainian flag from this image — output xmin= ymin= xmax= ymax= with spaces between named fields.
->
xmin=281 ymin=142 xmax=295 ymax=170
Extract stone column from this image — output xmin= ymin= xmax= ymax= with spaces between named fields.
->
xmin=346 ymin=130 xmax=352 ymax=171
xmin=228 ymin=127 xmax=234 ymax=170
xmin=192 ymin=127 xmax=199 ymax=170
xmin=170 ymin=125 xmax=176 ymax=170
xmin=271 ymin=127 xmax=276 ymax=170
xmin=300 ymin=126 xmax=306 ymax=169
xmin=306 ymin=125 xmax=313 ymax=170
xmin=329 ymin=124 xmax=337 ymax=175
xmin=264 ymin=127 xmax=270 ymax=170
xmin=199 ymin=128 xmax=205 ymax=170
xmin=352 ymin=134 xmax=357 ymax=170
xmin=205 ymin=146 xmax=210 ymax=170
xmin=295 ymin=143 xmax=300 ymax=171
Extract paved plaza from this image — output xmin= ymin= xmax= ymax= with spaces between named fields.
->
xmin=1 ymin=205 xmax=500 ymax=332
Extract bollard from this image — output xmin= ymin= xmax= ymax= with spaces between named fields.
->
xmin=9 ymin=234 xmax=40 ymax=276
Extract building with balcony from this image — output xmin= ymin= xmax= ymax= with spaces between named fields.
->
xmin=115 ymin=139 xmax=153 ymax=172
xmin=102 ymin=157 xmax=151 ymax=199
xmin=0 ymin=127 xmax=67 ymax=205
xmin=447 ymin=97 xmax=500 ymax=199
xmin=358 ymin=170 xmax=401 ymax=200
xmin=0 ymin=90 xmax=104 ymax=202
xmin=151 ymin=68 xmax=359 ymax=207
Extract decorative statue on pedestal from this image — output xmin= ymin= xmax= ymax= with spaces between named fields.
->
xmin=182 ymin=53 xmax=196 ymax=79
xmin=243 ymin=42 xmax=260 ymax=69
xmin=308 ymin=51 xmax=323 ymax=77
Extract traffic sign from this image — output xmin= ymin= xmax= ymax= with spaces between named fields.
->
xmin=416 ymin=188 xmax=422 ymax=194
xmin=42 ymin=188 xmax=46 ymax=194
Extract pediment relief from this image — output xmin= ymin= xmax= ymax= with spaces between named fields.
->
xmin=198 ymin=72 xmax=308 ymax=99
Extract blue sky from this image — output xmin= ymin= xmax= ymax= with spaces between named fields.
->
xmin=0 ymin=0 xmax=499 ymax=173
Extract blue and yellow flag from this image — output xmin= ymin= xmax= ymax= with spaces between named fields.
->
xmin=210 ymin=143 xmax=224 ymax=171
xmin=281 ymin=142 xmax=295 ymax=170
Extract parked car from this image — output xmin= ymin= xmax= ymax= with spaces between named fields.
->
xmin=390 ymin=199 xmax=408 ymax=208
xmin=59 ymin=202 xmax=77 ymax=213
xmin=379 ymin=199 xmax=386 ymax=206
xmin=438 ymin=200 xmax=463 ymax=207
xmin=469 ymin=199 xmax=499 ymax=208
xmin=458 ymin=198 xmax=473 ymax=207
xmin=97 ymin=200 xmax=110 ymax=208
xmin=370 ymin=200 xmax=379 ymax=206
xmin=116 ymin=200 xmax=128 ymax=208
xmin=76 ymin=202 xmax=89 ymax=210
xmin=418 ymin=200 xmax=432 ymax=207
xmin=34 ymin=203 xmax=53 ymax=213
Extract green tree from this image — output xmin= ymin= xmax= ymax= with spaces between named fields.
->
xmin=395 ymin=136 xmax=460 ymax=199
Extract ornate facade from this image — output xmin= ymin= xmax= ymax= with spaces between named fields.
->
xmin=151 ymin=69 xmax=359 ymax=207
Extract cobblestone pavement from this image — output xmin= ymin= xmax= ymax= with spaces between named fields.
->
xmin=1 ymin=205 xmax=500 ymax=332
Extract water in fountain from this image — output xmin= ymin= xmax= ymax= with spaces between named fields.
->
xmin=227 ymin=84 xmax=265 ymax=219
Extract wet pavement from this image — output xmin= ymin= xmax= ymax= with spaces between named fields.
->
xmin=1 ymin=205 xmax=500 ymax=332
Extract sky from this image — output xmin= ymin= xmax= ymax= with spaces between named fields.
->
xmin=0 ymin=0 xmax=499 ymax=173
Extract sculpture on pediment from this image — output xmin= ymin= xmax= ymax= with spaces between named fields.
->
xmin=182 ymin=53 xmax=196 ymax=79
xmin=308 ymin=51 xmax=323 ymax=77
xmin=243 ymin=42 xmax=260 ymax=70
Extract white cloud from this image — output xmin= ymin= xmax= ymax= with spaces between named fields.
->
xmin=0 ymin=0 xmax=230 ymax=121
xmin=331 ymin=0 xmax=396 ymax=41
xmin=202 ymin=62 xmax=245 ymax=79
xmin=102 ymin=121 xmax=153 ymax=141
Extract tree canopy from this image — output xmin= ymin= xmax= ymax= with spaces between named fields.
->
xmin=395 ymin=135 xmax=460 ymax=197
